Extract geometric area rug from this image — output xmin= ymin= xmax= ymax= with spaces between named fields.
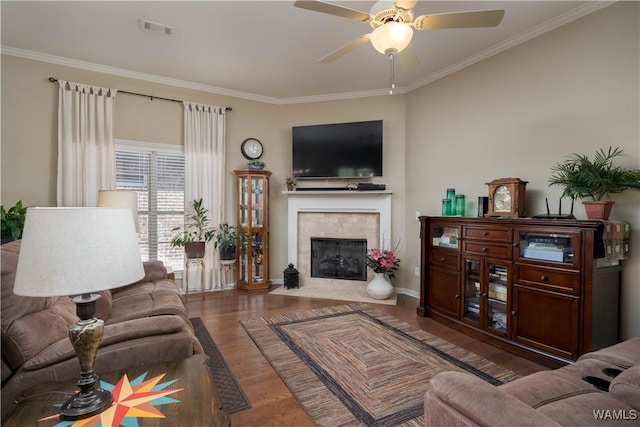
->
xmin=190 ymin=317 xmax=251 ymax=415
xmin=240 ymin=304 xmax=520 ymax=427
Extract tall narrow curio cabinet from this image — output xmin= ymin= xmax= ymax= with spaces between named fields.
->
xmin=235 ymin=169 xmax=271 ymax=292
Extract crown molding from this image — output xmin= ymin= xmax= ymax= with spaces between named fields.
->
xmin=0 ymin=46 xmax=282 ymax=105
xmin=406 ymin=1 xmax=615 ymax=92
xmin=1 ymin=2 xmax=613 ymax=105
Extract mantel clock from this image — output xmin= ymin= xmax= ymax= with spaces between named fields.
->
xmin=486 ymin=177 xmax=528 ymax=218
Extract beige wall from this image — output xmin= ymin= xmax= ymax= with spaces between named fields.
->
xmin=406 ymin=2 xmax=639 ymax=338
xmin=1 ymin=2 xmax=637 ymax=337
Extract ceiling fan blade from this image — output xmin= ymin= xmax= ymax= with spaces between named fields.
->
xmin=294 ymin=1 xmax=370 ymax=22
xmin=397 ymin=43 xmax=420 ymax=70
xmin=414 ymin=9 xmax=505 ymax=30
xmin=395 ymin=0 xmax=417 ymax=11
xmin=319 ymin=34 xmax=371 ymax=64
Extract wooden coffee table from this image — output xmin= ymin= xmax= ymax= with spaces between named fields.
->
xmin=4 ymin=355 xmax=230 ymax=426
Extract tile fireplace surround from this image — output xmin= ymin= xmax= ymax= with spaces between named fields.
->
xmin=280 ymin=190 xmax=393 ymax=303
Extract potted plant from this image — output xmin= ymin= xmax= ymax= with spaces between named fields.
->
xmin=285 ymin=176 xmax=296 ymax=191
xmin=548 ymin=146 xmax=640 ymax=219
xmin=247 ymin=160 xmax=265 ymax=170
xmin=1 ymin=200 xmax=27 ymax=244
xmin=170 ymin=198 xmax=215 ymax=258
xmin=213 ymin=222 xmax=243 ymax=261
xmin=365 ymin=247 xmax=401 ymax=300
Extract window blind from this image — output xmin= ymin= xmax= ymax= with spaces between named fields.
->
xmin=115 ymin=144 xmax=185 ymax=272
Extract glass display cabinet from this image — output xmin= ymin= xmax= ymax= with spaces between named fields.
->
xmin=235 ymin=169 xmax=271 ymax=292
xmin=462 ymin=257 xmax=510 ymax=336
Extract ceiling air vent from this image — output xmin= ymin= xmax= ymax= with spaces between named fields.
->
xmin=139 ymin=19 xmax=173 ymax=36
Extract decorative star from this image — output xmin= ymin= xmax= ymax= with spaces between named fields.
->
xmin=40 ymin=371 xmax=183 ymax=427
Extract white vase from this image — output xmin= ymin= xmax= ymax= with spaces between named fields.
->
xmin=367 ymin=272 xmax=393 ymax=300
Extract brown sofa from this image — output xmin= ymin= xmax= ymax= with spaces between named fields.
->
xmin=424 ymin=337 xmax=640 ymax=426
xmin=1 ymin=240 xmax=203 ymax=419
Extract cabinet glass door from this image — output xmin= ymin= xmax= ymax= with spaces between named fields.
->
xmin=487 ymin=263 xmax=508 ymax=334
xmin=238 ymin=176 xmax=249 ymax=228
xmin=251 ymin=176 xmax=264 ymax=227
xmin=239 ymin=234 xmax=249 ymax=283
xmin=516 ymin=230 xmax=579 ymax=267
xmin=463 ymin=258 xmax=481 ymax=325
xmin=251 ymin=232 xmax=264 ymax=282
xmin=432 ymin=225 xmax=460 ymax=250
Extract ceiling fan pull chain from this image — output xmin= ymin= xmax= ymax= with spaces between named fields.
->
xmin=389 ymin=53 xmax=395 ymax=95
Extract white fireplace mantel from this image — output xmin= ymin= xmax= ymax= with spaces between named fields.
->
xmin=284 ymin=190 xmax=392 ymax=267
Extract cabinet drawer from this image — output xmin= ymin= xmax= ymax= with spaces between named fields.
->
xmin=430 ymin=248 xmax=460 ymax=269
xmin=515 ymin=265 xmax=580 ymax=294
xmin=463 ymin=241 xmax=512 ymax=259
xmin=464 ymin=226 xmax=512 ymax=243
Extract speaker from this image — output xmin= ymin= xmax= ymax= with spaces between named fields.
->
xmin=478 ymin=197 xmax=489 ymax=217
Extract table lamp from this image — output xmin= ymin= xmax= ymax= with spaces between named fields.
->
xmin=97 ymin=190 xmax=139 ymax=231
xmin=13 ymin=207 xmax=144 ymax=420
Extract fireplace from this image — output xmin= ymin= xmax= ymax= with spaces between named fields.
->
xmin=311 ymin=238 xmax=367 ymax=281
xmin=285 ymin=190 xmax=392 ymax=288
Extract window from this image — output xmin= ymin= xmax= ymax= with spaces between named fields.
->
xmin=115 ymin=140 xmax=185 ymax=272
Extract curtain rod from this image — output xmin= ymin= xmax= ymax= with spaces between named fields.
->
xmin=48 ymin=77 xmax=232 ymax=112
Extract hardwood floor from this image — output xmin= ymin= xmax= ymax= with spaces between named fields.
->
xmin=186 ymin=289 xmax=549 ymax=427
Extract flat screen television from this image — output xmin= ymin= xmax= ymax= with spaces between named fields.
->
xmin=292 ymin=120 xmax=383 ymax=179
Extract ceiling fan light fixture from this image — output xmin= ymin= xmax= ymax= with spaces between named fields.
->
xmin=370 ymin=22 xmax=413 ymax=56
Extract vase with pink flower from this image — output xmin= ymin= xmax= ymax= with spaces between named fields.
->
xmin=365 ymin=247 xmax=400 ymax=300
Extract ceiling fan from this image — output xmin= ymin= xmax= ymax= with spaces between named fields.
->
xmin=294 ymin=0 xmax=505 ymax=71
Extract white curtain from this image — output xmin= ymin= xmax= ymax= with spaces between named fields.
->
xmin=57 ymin=80 xmax=117 ymax=207
xmin=183 ymin=101 xmax=227 ymax=290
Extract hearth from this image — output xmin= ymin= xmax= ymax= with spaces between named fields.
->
xmin=311 ymin=238 xmax=367 ymax=281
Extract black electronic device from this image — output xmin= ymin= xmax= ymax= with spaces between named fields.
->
xmin=533 ymin=198 xmax=576 ymax=219
xmin=292 ymin=120 xmax=383 ymax=179
xmin=356 ymin=183 xmax=386 ymax=191
xmin=477 ymin=196 xmax=489 ymax=217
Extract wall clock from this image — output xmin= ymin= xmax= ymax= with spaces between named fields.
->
xmin=486 ymin=178 xmax=528 ymax=218
xmin=241 ymin=138 xmax=263 ymax=160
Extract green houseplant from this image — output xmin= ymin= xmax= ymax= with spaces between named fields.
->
xmin=548 ymin=146 xmax=640 ymax=219
xmin=247 ymin=159 xmax=265 ymax=170
xmin=213 ymin=222 xmax=243 ymax=261
xmin=1 ymin=200 xmax=27 ymax=244
xmin=170 ymin=198 xmax=215 ymax=258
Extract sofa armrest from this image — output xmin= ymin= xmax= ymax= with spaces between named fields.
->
xmin=425 ymin=372 xmax=562 ymax=427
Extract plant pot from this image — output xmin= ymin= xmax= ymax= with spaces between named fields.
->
xmin=367 ymin=272 xmax=393 ymax=300
xmin=582 ymin=201 xmax=614 ymax=220
xmin=219 ymin=246 xmax=236 ymax=261
xmin=247 ymin=164 xmax=264 ymax=170
xmin=185 ymin=242 xmax=206 ymax=259
xmin=286 ymin=184 xmax=295 ymax=191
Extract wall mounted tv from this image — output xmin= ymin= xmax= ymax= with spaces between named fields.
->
xmin=292 ymin=120 xmax=383 ymax=179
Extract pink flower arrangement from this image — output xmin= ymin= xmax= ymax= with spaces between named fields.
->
xmin=366 ymin=247 xmax=401 ymax=278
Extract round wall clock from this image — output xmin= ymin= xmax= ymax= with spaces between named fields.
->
xmin=486 ymin=177 xmax=528 ymax=218
xmin=241 ymin=138 xmax=263 ymax=160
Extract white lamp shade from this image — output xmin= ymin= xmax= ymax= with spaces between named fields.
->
xmin=98 ymin=190 xmax=139 ymax=232
xmin=370 ymin=22 xmax=413 ymax=55
xmin=13 ymin=208 xmax=144 ymax=297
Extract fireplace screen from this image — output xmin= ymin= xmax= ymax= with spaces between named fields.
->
xmin=310 ymin=238 xmax=367 ymax=281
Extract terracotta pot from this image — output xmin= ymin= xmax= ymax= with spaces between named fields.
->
xmin=582 ymin=201 xmax=614 ymax=220
xmin=185 ymin=242 xmax=206 ymax=259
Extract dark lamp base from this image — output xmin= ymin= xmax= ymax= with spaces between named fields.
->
xmin=60 ymin=384 xmax=112 ymax=421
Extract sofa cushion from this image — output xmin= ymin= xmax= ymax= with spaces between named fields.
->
xmin=578 ymin=338 xmax=640 ymax=369
xmin=499 ymin=369 xmax=599 ymax=408
xmin=23 ymin=315 xmax=191 ymax=371
xmin=537 ymin=391 xmax=636 ymax=426
xmin=610 ymin=365 xmax=640 ymax=409
xmin=1 ymin=240 xmax=78 ymax=370
xmin=108 ymin=280 xmax=185 ymax=324
xmin=425 ymin=371 xmax=561 ymax=427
